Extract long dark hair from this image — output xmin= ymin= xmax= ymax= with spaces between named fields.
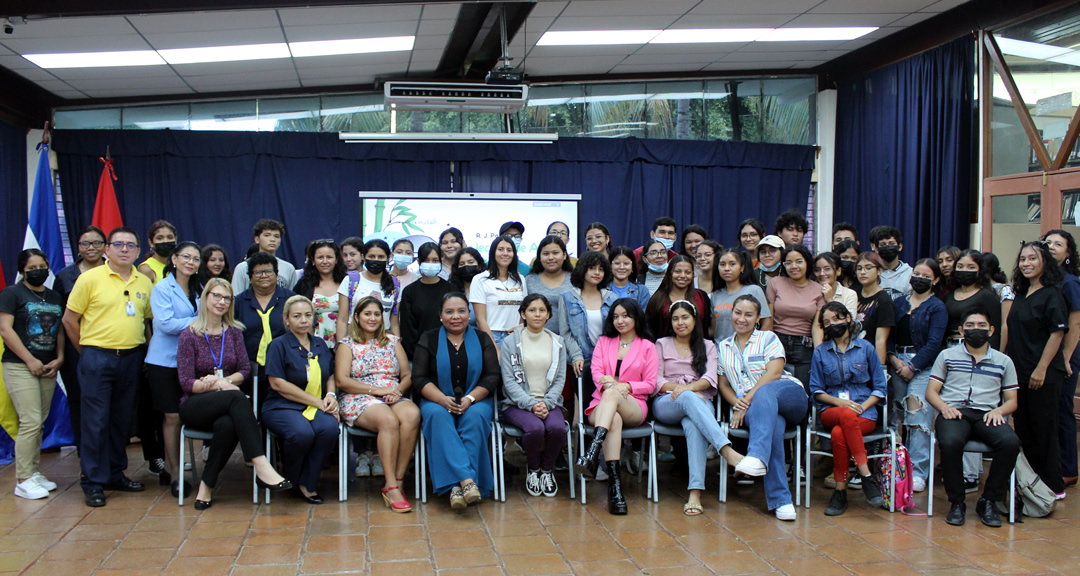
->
xmin=834 ymin=239 xmax=861 ymax=286
xmin=585 ymin=222 xmax=613 ymax=255
xmin=363 ymin=239 xmax=396 ymax=297
xmin=949 ymin=249 xmax=991 ymax=290
xmin=713 ymin=247 xmax=754 ymax=290
xmin=295 ymin=239 xmax=347 ymax=299
xmin=813 ymin=251 xmax=842 ymax=285
xmin=982 ymin=252 xmax=1009 ymax=284
xmin=679 ymin=224 xmax=709 ymax=259
xmin=1043 ymin=229 xmax=1080 ymax=276
xmin=779 ymin=244 xmax=814 ymax=279
xmin=197 ymin=244 xmax=230 ymax=286
xmin=637 ymin=238 xmax=667 ymax=279
xmin=668 ymin=300 xmax=707 ymax=378
xmin=449 ymin=247 xmax=485 ymax=292
xmin=162 ymin=241 xmax=202 ymax=308
xmin=603 ymin=297 xmax=654 ymax=342
xmin=1013 ymin=241 xmax=1064 ymax=295
xmin=486 ymin=234 xmax=522 ymax=284
xmin=646 ymin=255 xmax=696 ymax=333
xmin=528 ymin=235 xmax=572 ymax=275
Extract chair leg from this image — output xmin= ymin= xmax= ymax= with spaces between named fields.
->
xmin=420 ymin=434 xmax=427 ymax=504
xmin=566 ymin=422 xmax=576 ymax=500
xmin=265 ymin=431 xmax=272 ymax=504
xmin=338 ymin=425 xmax=346 ymax=502
xmin=927 ymin=432 xmax=935 ymax=517
xmin=578 ymin=425 xmax=587 ymax=505
xmin=804 ymin=429 xmax=812 ymax=509
xmin=1009 ymin=469 xmax=1016 ymax=525
xmin=889 ymin=434 xmax=896 ymax=513
xmin=794 ymin=426 xmax=802 ymax=509
xmin=178 ymin=430 xmax=186 ymax=506
xmin=413 ymin=441 xmax=421 ymax=502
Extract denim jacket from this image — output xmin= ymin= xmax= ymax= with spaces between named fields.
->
xmin=558 ymin=286 xmax=612 ymax=363
xmin=891 ymin=294 xmax=947 ymax=371
xmin=609 ymin=281 xmax=651 ymax=312
xmin=809 ymin=337 xmax=887 ymax=422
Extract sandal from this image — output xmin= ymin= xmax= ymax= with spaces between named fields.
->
xmin=449 ymin=486 xmax=466 ymax=512
xmin=683 ymin=501 xmax=703 ymax=516
xmin=461 ymin=481 xmax=482 ymax=504
xmin=382 ymin=485 xmax=412 ymax=513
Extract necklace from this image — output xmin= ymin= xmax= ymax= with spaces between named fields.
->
xmin=25 ymin=285 xmax=46 ymax=301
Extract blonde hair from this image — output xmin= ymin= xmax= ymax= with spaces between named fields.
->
xmin=189 ymin=278 xmax=245 ymax=334
xmin=348 ymin=296 xmax=389 ymax=346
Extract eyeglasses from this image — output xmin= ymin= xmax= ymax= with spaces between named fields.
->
xmin=109 ymin=241 xmax=138 ymax=251
xmin=548 ymin=230 xmax=569 ymax=238
xmin=645 ymin=251 xmax=665 ymax=258
xmin=79 ymin=240 xmax=105 ymax=249
xmin=252 ymin=270 xmax=276 ymax=278
xmin=855 ymin=265 xmax=879 ymax=273
xmin=178 ymin=253 xmax=202 ymax=264
xmin=814 ymin=266 xmax=834 ymax=274
xmin=504 ymin=233 xmax=522 ymax=239
xmin=208 ymin=292 xmax=233 ymax=303
xmin=740 ymin=233 xmax=760 ymax=239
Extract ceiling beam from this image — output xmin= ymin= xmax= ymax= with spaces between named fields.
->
xmin=0 ymin=0 xmax=470 ymax=18
xmin=435 ymin=2 xmax=533 ymax=79
xmin=814 ymin=0 xmax=1075 ymax=90
xmin=0 ymin=65 xmax=62 ymax=127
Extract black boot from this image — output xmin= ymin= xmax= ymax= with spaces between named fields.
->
xmin=577 ymin=427 xmax=607 ymax=469
xmin=606 ymin=460 xmax=628 ymax=515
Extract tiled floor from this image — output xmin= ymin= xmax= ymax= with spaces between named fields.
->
xmin=2 ymin=443 xmax=1079 ymax=576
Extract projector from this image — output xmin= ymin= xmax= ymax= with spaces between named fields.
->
xmin=486 ymin=68 xmax=524 ymax=85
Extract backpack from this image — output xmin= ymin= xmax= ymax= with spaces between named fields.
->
xmin=1013 ymin=450 xmax=1056 ymax=518
xmin=345 ymin=270 xmax=361 ymax=305
xmin=878 ymin=443 xmax=915 ymax=512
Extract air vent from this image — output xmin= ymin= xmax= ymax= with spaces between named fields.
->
xmin=384 ymin=81 xmax=529 ymax=113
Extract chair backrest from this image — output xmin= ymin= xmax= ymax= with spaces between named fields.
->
xmin=250 ymin=360 xmax=259 ymax=416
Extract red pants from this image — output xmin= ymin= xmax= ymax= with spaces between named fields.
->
xmin=820 ymin=408 xmax=876 ymax=483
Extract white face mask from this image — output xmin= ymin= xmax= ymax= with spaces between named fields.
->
xmin=392 ymin=254 xmax=413 ymax=270
xmin=511 ymin=237 xmax=523 ymax=250
xmin=657 ymin=238 xmax=675 ymax=251
xmin=419 ymin=263 xmax=442 ymax=278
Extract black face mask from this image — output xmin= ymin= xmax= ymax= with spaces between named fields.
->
xmin=823 ymin=322 xmax=849 ymax=340
xmin=153 ymin=241 xmax=176 ymax=257
xmin=364 ymin=259 xmax=387 ymax=275
xmin=953 ymin=270 xmax=978 ymax=286
xmin=963 ymin=328 xmax=990 ymax=348
xmin=840 ymin=260 xmax=855 ymax=276
xmin=456 ymin=265 xmax=482 ymax=281
xmin=25 ymin=269 xmax=49 ymax=287
xmin=877 ymin=245 xmax=900 ymax=263
xmin=910 ymin=276 xmax=932 ymax=294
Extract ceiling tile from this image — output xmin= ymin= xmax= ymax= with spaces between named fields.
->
xmin=632 ymin=43 xmax=746 ymax=56
xmin=701 ymin=60 xmax=789 ymax=71
xmin=781 ymin=13 xmax=909 ymax=27
xmin=284 ymin=22 xmax=420 ymax=43
xmin=299 ymin=63 xmax=405 ymax=80
xmin=142 ymin=28 xmax=285 ymax=50
xmin=0 ymin=52 xmax=37 ymax=70
xmin=82 ymin=86 xmax=195 ymax=98
xmin=621 ymin=52 xmax=721 ymax=65
xmin=68 ymin=75 xmax=191 ymax=91
xmin=420 ymin=3 xmax=462 ymax=20
xmin=719 ymin=50 xmax=826 ymax=62
xmin=303 ymin=75 xmax=377 ymax=88
xmin=277 ymin=5 xmax=421 ymax=26
xmin=195 ymin=80 xmax=301 ymax=93
xmin=666 ymin=14 xmax=796 ymax=28
xmin=48 ymin=66 xmax=177 ymax=81
xmin=26 ymin=79 xmax=77 ymax=92
xmin=409 ymin=49 xmax=444 ymax=63
xmin=521 ymin=17 xmax=558 ymax=32
xmin=3 ymin=35 xmax=151 ymax=54
xmin=734 ymin=40 xmax=848 ymax=52
xmin=414 ymin=35 xmax=450 ymax=51
xmin=293 ymin=52 xmax=411 ymax=70
xmin=10 ymin=67 xmax=62 ymax=82
xmin=184 ymin=68 xmax=298 ymax=88
xmin=687 ymin=0 xmax=824 ymax=16
xmin=529 ymin=45 xmax=648 ymax=58
xmin=920 ymin=0 xmax=972 ymax=11
xmin=417 ymin=18 xmax=455 ymax=36
xmin=548 ymin=16 xmax=682 ymax=30
xmin=610 ymin=62 xmax=707 ymax=74
xmin=171 ymin=59 xmax=296 ymax=77
xmin=52 ymin=90 xmax=89 ymax=99
xmin=127 ymin=11 xmax=281 ymax=33
xmin=809 ymin=0 xmax=939 ymax=13
xmin=530 ymin=2 xmax=569 ymax=18
xmin=561 ymin=0 xmax=700 ymax=17
xmin=886 ymin=12 xmax=937 ymax=27
xmin=519 ymin=55 xmax=624 ymax=75
xmin=6 ymin=16 xmax=134 ymax=38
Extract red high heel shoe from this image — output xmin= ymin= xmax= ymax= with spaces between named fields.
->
xmin=382 ymin=485 xmax=412 ymax=513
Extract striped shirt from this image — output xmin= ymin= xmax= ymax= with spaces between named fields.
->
xmin=717 ymin=330 xmax=799 ymax=398
xmin=929 ymin=344 xmax=1018 ymax=412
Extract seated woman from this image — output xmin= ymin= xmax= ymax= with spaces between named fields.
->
xmin=653 ymin=300 xmax=744 ymax=516
xmin=414 ymin=293 xmax=500 ymax=511
xmin=263 ymin=295 xmax=340 ymax=504
xmin=336 ymin=296 xmax=420 ymax=513
xmin=500 ymin=294 xmax=567 ymax=498
xmin=576 ymin=298 xmax=658 ymax=515
xmin=177 ymin=279 xmax=291 ymax=510
xmin=717 ymin=295 xmax=809 ymax=521
xmin=809 ymin=302 xmax=887 ymax=516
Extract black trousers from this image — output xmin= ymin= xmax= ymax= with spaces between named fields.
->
xmin=936 ymin=408 xmax=1020 ymax=504
xmin=179 ymin=390 xmax=264 ymax=488
xmin=136 ymin=364 xmax=164 ymax=462
xmin=1016 ymin=374 xmax=1065 ymax=493
xmin=79 ymin=346 xmax=144 ymax=492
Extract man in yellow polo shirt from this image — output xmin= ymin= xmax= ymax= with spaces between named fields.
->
xmin=62 ymin=227 xmax=153 ymax=507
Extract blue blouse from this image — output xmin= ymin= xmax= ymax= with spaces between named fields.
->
xmin=145 ymin=274 xmax=198 ymax=368
xmin=808 ymin=337 xmax=888 ymax=422
xmin=263 ymin=331 xmax=335 ymax=412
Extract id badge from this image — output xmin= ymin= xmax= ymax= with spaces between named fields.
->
xmin=125 ymin=301 xmax=136 ymax=316
xmin=838 ymin=391 xmax=850 ymax=401
xmin=215 ymin=369 xmax=224 ymax=379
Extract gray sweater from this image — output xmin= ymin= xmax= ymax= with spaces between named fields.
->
xmin=498 ymin=327 xmax=567 ymax=411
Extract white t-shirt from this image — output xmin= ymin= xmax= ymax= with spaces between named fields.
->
xmin=586 ymin=308 xmax=603 ymax=344
xmin=468 ymin=271 xmax=527 ymax=331
xmin=338 ymin=274 xmax=399 ymax=329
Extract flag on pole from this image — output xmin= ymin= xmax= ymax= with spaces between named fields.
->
xmin=92 ymin=156 xmax=123 ymax=233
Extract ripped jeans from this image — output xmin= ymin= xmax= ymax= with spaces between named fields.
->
xmin=891 ymin=351 xmax=933 ymax=481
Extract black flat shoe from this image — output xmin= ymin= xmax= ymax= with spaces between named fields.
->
xmin=104 ymin=478 xmax=145 ymax=492
xmin=977 ymin=498 xmax=1002 ymax=528
xmin=85 ymin=489 xmax=106 ymax=507
xmin=945 ymin=502 xmax=966 ymax=526
xmin=171 ymin=479 xmax=192 ymax=499
xmin=257 ymin=477 xmax=293 ymax=492
xmin=302 ymin=492 xmax=323 ymax=504
xmin=193 ymin=499 xmax=212 ymax=511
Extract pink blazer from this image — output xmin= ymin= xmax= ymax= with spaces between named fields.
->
xmin=588 ymin=336 xmax=659 ymax=421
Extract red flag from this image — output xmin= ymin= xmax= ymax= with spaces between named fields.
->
xmin=91 ymin=157 xmax=123 ymax=232
xmin=0 ymin=258 xmax=6 ymax=290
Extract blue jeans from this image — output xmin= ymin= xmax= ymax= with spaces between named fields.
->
xmin=652 ymin=392 xmax=729 ymax=491
xmin=743 ymin=378 xmax=808 ymax=510
xmin=491 ymin=330 xmax=510 ymax=346
xmin=893 ymin=351 xmax=933 ymax=481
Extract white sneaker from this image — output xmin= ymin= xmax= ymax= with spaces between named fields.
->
xmin=354 ymin=454 xmax=371 ymax=477
xmin=15 ymin=479 xmax=48 ymax=500
xmin=30 ymin=472 xmax=56 ymax=491
xmin=774 ymin=504 xmax=796 ymax=521
xmin=540 ymin=471 xmax=558 ymax=497
xmin=912 ymin=476 xmax=927 ymax=493
xmin=370 ymin=454 xmax=384 ymax=476
xmin=525 ymin=470 xmax=542 ymax=497
xmin=735 ymin=456 xmax=767 ymax=477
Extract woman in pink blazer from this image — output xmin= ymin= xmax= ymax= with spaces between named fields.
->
xmin=576 ymin=298 xmax=658 ymax=514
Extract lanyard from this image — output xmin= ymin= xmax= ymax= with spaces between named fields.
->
xmin=204 ymin=329 xmax=226 ymax=371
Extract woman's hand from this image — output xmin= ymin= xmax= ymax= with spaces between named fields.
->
xmin=25 ymin=357 xmax=45 ymax=377
xmin=41 ymin=358 xmax=62 ymax=378
xmin=321 ymin=392 xmax=339 ymax=417
xmin=440 ymin=394 xmax=465 ymax=416
xmin=730 ymin=409 xmax=746 ymax=429
xmin=617 ymin=382 xmax=631 ymax=397
xmin=1029 ymin=366 xmax=1047 ymax=390
xmin=532 ymin=402 xmax=548 ymax=420
xmin=845 ymin=400 xmax=864 ymax=414
xmin=822 ymin=282 xmax=836 ymax=302
xmin=460 ymin=395 xmax=475 ymax=413
xmin=572 ymin=360 xmax=584 ymax=377
xmin=382 ymin=387 xmax=402 ymax=405
xmin=670 ymin=384 xmax=686 ymax=401
xmin=598 ymin=375 xmax=616 ymax=386
xmin=216 ymin=379 xmax=241 ymax=392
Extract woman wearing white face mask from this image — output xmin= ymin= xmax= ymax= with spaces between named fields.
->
xmin=400 ymin=242 xmax=453 ymax=360
xmin=390 ymin=238 xmax=418 ymax=291
xmin=754 ymin=235 xmax=785 ymax=289
xmin=638 ymin=239 xmax=670 ymax=297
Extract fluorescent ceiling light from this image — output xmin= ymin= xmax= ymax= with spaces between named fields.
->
xmin=758 ymin=27 xmax=876 ymax=41
xmin=290 ymin=36 xmax=414 ymax=57
xmin=23 ymin=50 xmax=165 ymax=69
xmin=996 ymin=37 xmax=1073 ymax=61
xmin=537 ymin=30 xmax=660 ymax=46
xmin=159 ymin=43 xmax=291 ymax=64
xmin=650 ymin=29 xmax=770 ymax=43
xmin=1048 ymin=51 xmax=1080 ymax=67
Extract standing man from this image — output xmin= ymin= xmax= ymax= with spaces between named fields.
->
xmin=632 ymin=217 xmax=679 ymax=261
xmin=232 ymin=219 xmax=297 ymax=292
xmin=62 ymin=227 xmax=154 ymax=507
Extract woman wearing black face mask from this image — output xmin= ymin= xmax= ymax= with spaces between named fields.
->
xmin=943 ymin=250 xmax=1003 ymax=351
xmin=886 ymin=258 xmax=947 ymax=493
xmin=449 ymin=247 xmax=486 ymax=327
xmin=137 ymin=220 xmax=178 ymax=285
xmin=336 ymin=239 xmax=400 ymax=341
xmin=0 ymin=249 xmax=65 ymax=500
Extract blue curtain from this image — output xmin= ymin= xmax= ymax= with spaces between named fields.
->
xmin=52 ymin=130 xmax=814 ymax=265
xmin=0 ymin=120 xmax=28 ymax=286
xmin=834 ymin=36 xmax=975 ymax=261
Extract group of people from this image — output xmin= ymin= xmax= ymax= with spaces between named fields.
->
xmin=1 ymin=211 xmax=1073 ymax=529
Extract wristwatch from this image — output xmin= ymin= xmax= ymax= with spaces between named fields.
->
xmin=465 ymin=394 xmax=477 ymax=404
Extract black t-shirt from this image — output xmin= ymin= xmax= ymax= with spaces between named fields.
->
xmin=0 ymin=284 xmax=63 ymax=363
xmin=399 ymin=279 xmax=452 ymax=360
xmin=1007 ymin=285 xmax=1068 ymax=382
xmin=894 ymin=313 xmax=913 ymax=348
xmin=856 ymin=289 xmax=895 ymax=345
xmin=944 ymin=287 xmax=1002 ymax=350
